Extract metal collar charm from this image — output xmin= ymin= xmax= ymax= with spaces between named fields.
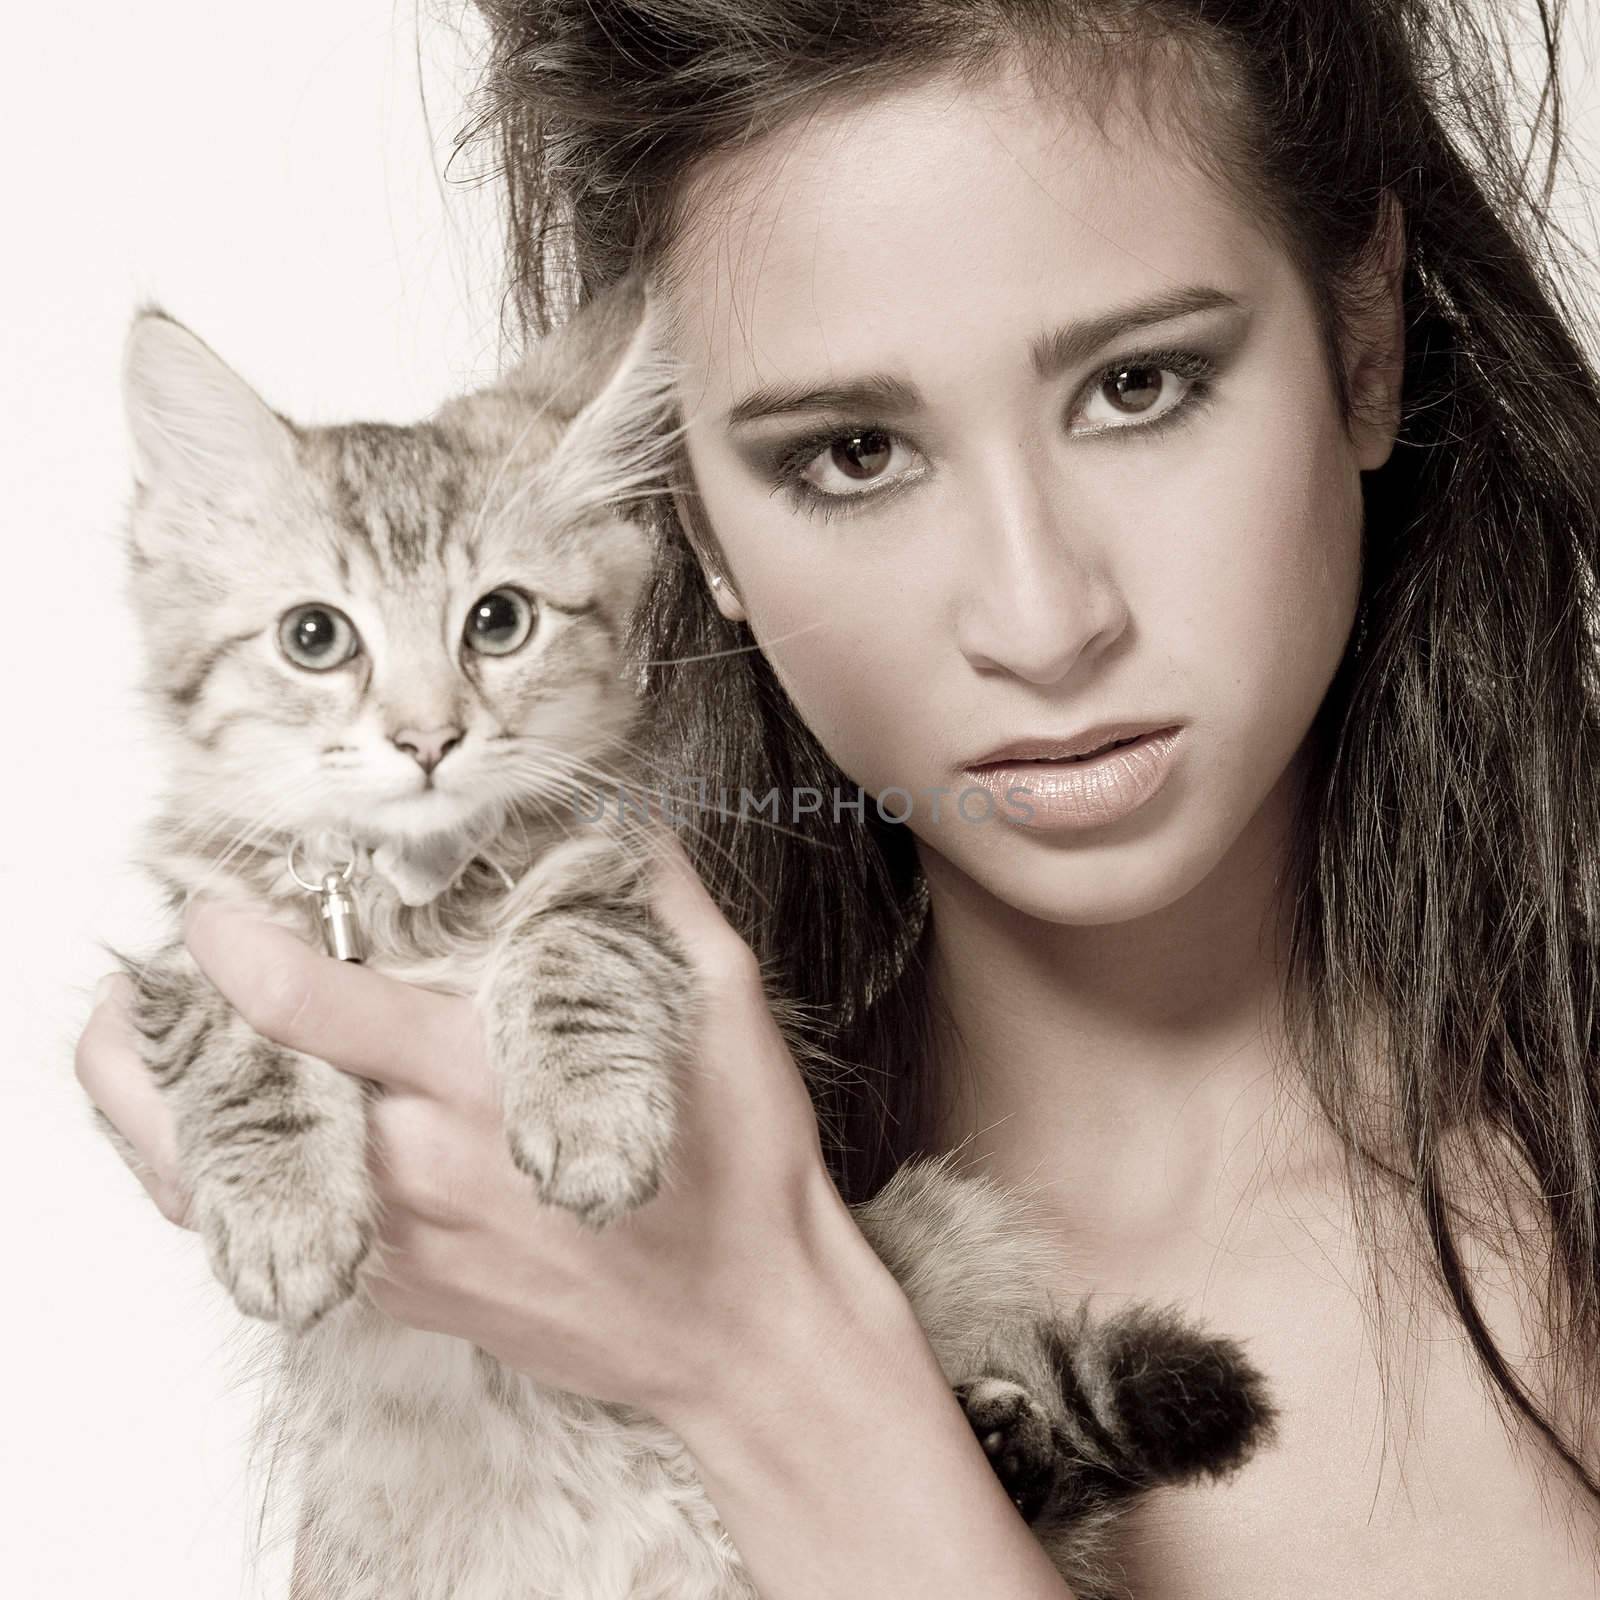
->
xmin=285 ymin=836 xmax=518 ymax=962
xmin=287 ymin=840 xmax=365 ymax=963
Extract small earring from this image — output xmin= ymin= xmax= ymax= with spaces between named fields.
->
xmin=710 ymin=574 xmax=724 ymax=591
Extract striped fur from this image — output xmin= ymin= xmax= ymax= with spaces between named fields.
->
xmin=102 ymin=274 xmax=1276 ymax=1599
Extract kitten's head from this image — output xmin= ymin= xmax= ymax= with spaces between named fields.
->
xmin=121 ymin=273 xmax=678 ymax=895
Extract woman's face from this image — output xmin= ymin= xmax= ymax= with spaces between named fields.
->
xmin=667 ymin=58 xmax=1400 ymax=926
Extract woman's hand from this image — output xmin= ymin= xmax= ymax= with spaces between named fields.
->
xmin=76 ymin=827 xmax=1081 ymax=1597
xmin=74 ymin=826 xmax=887 ymax=1428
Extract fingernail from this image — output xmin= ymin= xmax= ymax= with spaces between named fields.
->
xmin=93 ymin=973 xmax=122 ymax=1008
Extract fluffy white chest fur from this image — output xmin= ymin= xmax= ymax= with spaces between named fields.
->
xmin=283 ymin=1305 xmax=752 ymax=1600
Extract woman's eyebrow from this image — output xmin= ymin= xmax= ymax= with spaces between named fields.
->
xmin=721 ymin=284 xmax=1245 ymax=429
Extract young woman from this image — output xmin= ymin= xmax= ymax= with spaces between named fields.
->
xmin=76 ymin=0 xmax=1600 ymax=1593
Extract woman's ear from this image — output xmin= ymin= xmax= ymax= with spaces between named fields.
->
xmin=671 ymin=482 xmax=747 ymax=622
xmin=1345 ymin=190 xmax=1408 ymax=474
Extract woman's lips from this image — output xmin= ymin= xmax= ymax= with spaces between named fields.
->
xmin=961 ymin=726 xmax=1184 ymax=830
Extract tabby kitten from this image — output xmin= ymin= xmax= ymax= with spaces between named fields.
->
xmin=97 ymin=272 xmax=1275 ymax=1600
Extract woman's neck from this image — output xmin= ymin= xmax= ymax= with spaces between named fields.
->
xmin=922 ymin=768 xmax=1342 ymax=1272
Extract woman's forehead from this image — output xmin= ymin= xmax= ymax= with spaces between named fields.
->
xmin=662 ymin=62 xmax=1268 ymax=402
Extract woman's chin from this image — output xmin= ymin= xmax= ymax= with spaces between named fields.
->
xmin=916 ymin=821 xmax=1215 ymax=929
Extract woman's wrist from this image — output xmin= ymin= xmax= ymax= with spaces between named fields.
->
xmin=658 ymin=1172 xmax=1077 ymax=1598
xmin=654 ymin=1169 xmax=903 ymax=1434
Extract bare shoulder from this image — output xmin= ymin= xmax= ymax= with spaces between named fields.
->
xmin=1101 ymin=1142 xmax=1600 ymax=1599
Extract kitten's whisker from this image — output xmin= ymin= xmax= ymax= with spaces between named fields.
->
xmin=504 ymin=797 xmax=561 ymax=853
xmin=113 ymin=798 xmax=311 ymax=998
xmin=638 ymin=618 xmax=829 ymax=668
xmin=196 ymin=799 xmax=306 ymax=893
xmin=494 ymin=727 xmax=760 ymax=798
xmin=498 ymin=749 xmax=837 ymax=907
xmin=166 ymin=790 xmax=278 ymax=857
xmin=175 ymin=774 xmax=342 ymax=899
xmin=167 ymin=796 xmax=292 ymax=876
xmin=556 ymin=767 xmax=837 ymax=848
xmin=602 ymin=807 xmax=788 ymax=918
xmin=508 ymin=789 xmax=578 ymax=850
xmin=492 ymin=748 xmax=788 ymax=910
xmin=490 ymin=743 xmax=685 ymax=805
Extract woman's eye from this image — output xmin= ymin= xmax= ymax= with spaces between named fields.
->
xmin=277 ymin=604 xmax=360 ymax=671
xmin=1072 ymin=352 xmax=1217 ymax=435
xmin=795 ymin=428 xmax=917 ymax=499
xmin=772 ymin=427 xmax=926 ymax=519
xmin=464 ymin=588 xmax=537 ymax=656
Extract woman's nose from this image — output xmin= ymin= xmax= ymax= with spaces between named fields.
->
xmin=952 ymin=447 xmax=1127 ymax=684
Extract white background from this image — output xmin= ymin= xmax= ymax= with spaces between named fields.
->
xmin=4 ymin=3 xmax=1600 ymax=1596
xmin=3 ymin=4 xmax=502 ymax=1593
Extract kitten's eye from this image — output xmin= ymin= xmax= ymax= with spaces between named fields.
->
xmin=465 ymin=588 xmax=536 ymax=656
xmin=278 ymin=604 xmax=360 ymax=671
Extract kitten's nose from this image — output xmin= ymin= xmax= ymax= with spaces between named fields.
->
xmin=391 ymin=726 xmax=463 ymax=774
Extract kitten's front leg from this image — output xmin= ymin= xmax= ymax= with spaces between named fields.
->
xmin=111 ymin=945 xmax=377 ymax=1332
xmin=480 ymin=872 xmax=694 ymax=1230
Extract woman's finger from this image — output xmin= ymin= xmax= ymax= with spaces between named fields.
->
xmin=182 ymin=897 xmax=478 ymax=1097
xmin=75 ymin=974 xmax=195 ymax=1228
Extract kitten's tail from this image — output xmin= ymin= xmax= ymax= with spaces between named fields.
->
xmin=1044 ymin=1300 xmax=1279 ymax=1491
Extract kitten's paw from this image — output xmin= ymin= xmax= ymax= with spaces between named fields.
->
xmin=193 ymin=1166 xmax=374 ymax=1333
xmin=504 ymin=1080 xmax=676 ymax=1230
xmin=954 ymin=1376 xmax=1063 ymax=1522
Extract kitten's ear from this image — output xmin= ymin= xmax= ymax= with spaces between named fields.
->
xmin=122 ymin=311 xmax=296 ymax=494
xmin=526 ymin=269 xmax=684 ymax=528
xmin=500 ymin=269 xmax=659 ymax=425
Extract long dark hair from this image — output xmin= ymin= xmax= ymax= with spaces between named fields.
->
xmin=461 ymin=0 xmax=1600 ymax=1499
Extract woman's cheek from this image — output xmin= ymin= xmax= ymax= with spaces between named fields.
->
xmin=1186 ymin=480 xmax=1363 ymax=828
xmin=688 ymin=478 xmax=896 ymax=778
xmin=759 ymin=617 xmax=913 ymax=782
xmin=734 ymin=530 xmax=924 ymax=753
xmin=1179 ymin=391 xmax=1362 ymax=690
xmin=1246 ymin=445 xmax=1365 ymax=703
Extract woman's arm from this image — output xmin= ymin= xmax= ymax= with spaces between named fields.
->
xmin=660 ymin=1183 xmax=1078 ymax=1597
